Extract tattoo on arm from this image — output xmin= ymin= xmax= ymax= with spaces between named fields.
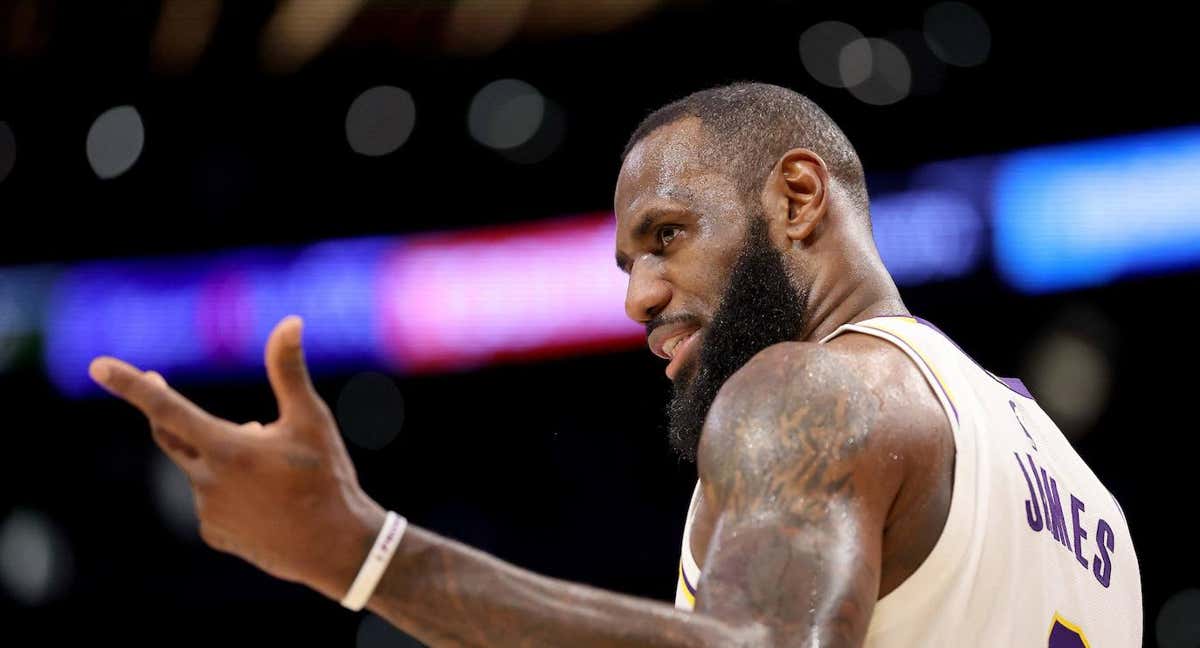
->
xmin=367 ymin=525 xmax=761 ymax=648
xmin=695 ymin=346 xmax=887 ymax=648
xmin=349 ymin=347 xmax=893 ymax=648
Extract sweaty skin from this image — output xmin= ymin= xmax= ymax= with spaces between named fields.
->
xmin=89 ymin=116 xmax=954 ymax=647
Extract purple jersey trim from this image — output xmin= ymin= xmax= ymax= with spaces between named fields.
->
xmin=681 ymin=565 xmax=697 ymax=595
xmin=997 ymin=376 xmax=1034 ymax=399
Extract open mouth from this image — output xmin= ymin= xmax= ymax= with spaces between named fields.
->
xmin=663 ymin=329 xmax=701 ymax=380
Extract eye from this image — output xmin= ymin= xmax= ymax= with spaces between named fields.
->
xmin=657 ymin=225 xmax=681 ymax=248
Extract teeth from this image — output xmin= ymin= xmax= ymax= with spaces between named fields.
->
xmin=663 ymin=337 xmax=679 ymax=358
xmin=663 ymin=331 xmax=691 ymax=358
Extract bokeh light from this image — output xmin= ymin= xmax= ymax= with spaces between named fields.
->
xmin=260 ymin=0 xmax=366 ymax=74
xmin=799 ymin=21 xmax=866 ymax=88
xmin=345 ymin=86 xmax=417 ymax=157
xmin=923 ymin=1 xmax=991 ymax=67
xmin=1157 ymin=588 xmax=1200 ymax=648
xmin=498 ymin=97 xmax=565 ymax=165
xmin=0 ymin=509 xmax=73 ymax=606
xmin=837 ymin=37 xmax=874 ymax=89
xmin=86 ymin=105 xmax=145 ymax=180
xmin=336 ymin=371 xmax=406 ymax=451
xmin=843 ymin=38 xmax=912 ymax=105
xmin=442 ymin=0 xmax=532 ymax=56
xmin=468 ymin=79 xmax=545 ymax=151
xmin=151 ymin=0 xmax=222 ymax=74
xmin=1025 ymin=307 xmax=1116 ymax=439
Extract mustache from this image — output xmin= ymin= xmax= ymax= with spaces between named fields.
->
xmin=645 ymin=312 xmax=704 ymax=340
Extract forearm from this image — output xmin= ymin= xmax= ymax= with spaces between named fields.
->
xmin=364 ymin=524 xmax=761 ymax=648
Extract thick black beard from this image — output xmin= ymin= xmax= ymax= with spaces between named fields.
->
xmin=666 ymin=216 xmax=808 ymax=463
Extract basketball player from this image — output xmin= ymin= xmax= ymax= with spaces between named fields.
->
xmin=88 ymin=83 xmax=1142 ymax=646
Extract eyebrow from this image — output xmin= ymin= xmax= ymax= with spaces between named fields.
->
xmin=615 ymin=207 xmax=686 ymax=273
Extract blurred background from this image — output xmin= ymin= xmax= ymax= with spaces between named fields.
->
xmin=1 ymin=1 xmax=1197 ymax=645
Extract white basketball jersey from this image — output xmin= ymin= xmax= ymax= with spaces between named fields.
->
xmin=674 ymin=316 xmax=1142 ymax=646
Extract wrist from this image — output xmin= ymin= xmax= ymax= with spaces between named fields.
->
xmin=311 ymin=490 xmax=388 ymax=602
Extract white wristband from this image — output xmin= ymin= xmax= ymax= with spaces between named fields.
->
xmin=341 ymin=511 xmax=407 ymax=611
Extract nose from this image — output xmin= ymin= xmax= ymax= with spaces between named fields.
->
xmin=624 ymin=256 xmax=672 ymax=323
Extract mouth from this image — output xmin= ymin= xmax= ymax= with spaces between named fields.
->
xmin=662 ymin=328 xmax=701 ymax=380
xmin=648 ymin=321 xmax=704 ymax=380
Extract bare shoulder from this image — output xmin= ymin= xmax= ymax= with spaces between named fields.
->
xmin=691 ymin=335 xmax=956 ymax=631
xmin=696 ymin=335 xmax=952 ymax=519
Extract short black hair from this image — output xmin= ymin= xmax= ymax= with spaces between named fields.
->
xmin=622 ymin=82 xmax=869 ymax=214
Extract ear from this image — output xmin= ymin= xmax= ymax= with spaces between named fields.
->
xmin=773 ymin=148 xmax=829 ymax=243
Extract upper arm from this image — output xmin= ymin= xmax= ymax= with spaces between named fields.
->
xmin=693 ymin=343 xmax=907 ymax=648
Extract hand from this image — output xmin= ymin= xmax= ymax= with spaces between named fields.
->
xmin=89 ymin=315 xmax=387 ymax=601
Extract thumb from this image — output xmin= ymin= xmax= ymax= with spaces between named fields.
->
xmin=265 ymin=315 xmax=322 ymax=422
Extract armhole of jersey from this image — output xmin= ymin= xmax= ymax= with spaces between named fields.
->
xmin=824 ymin=321 xmax=980 ymax=635
xmin=677 ymin=481 xmax=702 ymax=610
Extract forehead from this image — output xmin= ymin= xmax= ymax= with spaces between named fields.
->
xmin=614 ymin=117 xmax=735 ymax=221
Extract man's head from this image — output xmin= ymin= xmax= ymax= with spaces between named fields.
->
xmin=613 ymin=82 xmax=877 ymax=462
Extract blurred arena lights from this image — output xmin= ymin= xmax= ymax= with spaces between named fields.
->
xmin=45 ymin=236 xmax=392 ymax=396
xmin=40 ymin=195 xmax=975 ymax=396
xmin=1025 ymin=332 xmax=1112 ymax=439
xmin=0 ymin=509 xmax=73 ymax=606
xmin=41 ymin=215 xmax=643 ymax=396
xmin=837 ymin=37 xmax=874 ymax=90
xmin=335 ymin=371 xmax=406 ymax=451
xmin=519 ymin=0 xmax=663 ymax=37
xmin=842 ymin=38 xmax=913 ymax=106
xmin=345 ymin=86 xmax=417 ymax=157
xmin=85 ymin=106 xmax=145 ymax=180
xmin=0 ymin=120 xmax=15 ymax=184
xmin=0 ymin=265 xmax=57 ymax=372
xmin=442 ymin=0 xmax=532 ymax=56
xmin=1157 ymin=589 xmax=1200 ymax=648
xmin=377 ymin=214 xmax=638 ymax=374
xmin=799 ymin=21 xmax=867 ymax=88
xmin=260 ymin=0 xmax=365 ymax=74
xmin=1023 ymin=305 xmax=1117 ymax=440
xmin=993 ymin=126 xmax=1200 ymax=293
xmin=870 ymin=189 xmax=982 ymax=284
xmin=150 ymin=0 xmax=222 ymax=75
xmin=923 ymin=1 xmax=991 ymax=68
xmin=468 ymin=79 xmax=546 ymax=151
xmin=14 ymin=125 xmax=1200 ymax=395
xmin=500 ymin=97 xmax=566 ymax=165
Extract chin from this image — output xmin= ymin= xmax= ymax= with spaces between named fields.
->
xmin=672 ymin=352 xmax=703 ymax=387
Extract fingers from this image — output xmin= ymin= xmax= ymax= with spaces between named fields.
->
xmin=264 ymin=315 xmax=322 ymax=422
xmin=151 ymin=423 xmax=202 ymax=460
xmin=89 ymin=357 xmax=224 ymax=447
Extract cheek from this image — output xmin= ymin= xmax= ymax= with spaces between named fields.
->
xmin=674 ymin=238 xmax=739 ymax=310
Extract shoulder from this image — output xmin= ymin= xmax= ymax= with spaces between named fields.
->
xmin=697 ymin=336 xmax=949 ymax=513
xmin=703 ymin=340 xmax=874 ymax=422
xmin=696 ymin=341 xmax=879 ymax=490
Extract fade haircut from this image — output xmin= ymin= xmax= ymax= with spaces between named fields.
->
xmin=622 ymin=82 xmax=870 ymax=215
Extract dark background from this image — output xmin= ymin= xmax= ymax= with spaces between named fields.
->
xmin=1 ymin=1 xmax=1195 ymax=645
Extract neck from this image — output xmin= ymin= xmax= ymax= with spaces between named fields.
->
xmin=799 ymin=250 xmax=908 ymax=343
